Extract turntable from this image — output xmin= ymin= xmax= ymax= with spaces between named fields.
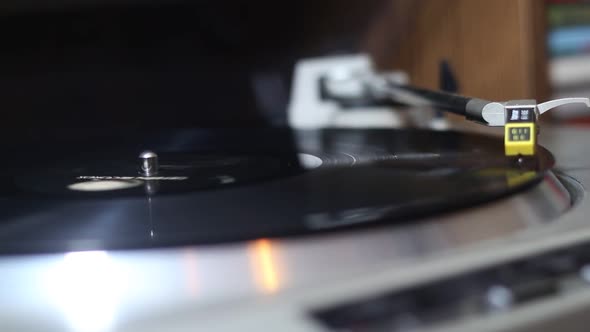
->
xmin=3 ymin=91 xmax=590 ymax=332
xmin=4 ymin=2 xmax=590 ymax=332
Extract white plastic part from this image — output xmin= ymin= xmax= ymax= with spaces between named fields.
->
xmin=287 ymin=54 xmax=409 ymax=129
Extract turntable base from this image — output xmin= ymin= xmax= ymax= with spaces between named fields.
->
xmin=0 ymin=127 xmax=586 ymax=332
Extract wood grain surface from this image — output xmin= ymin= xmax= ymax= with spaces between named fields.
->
xmin=365 ymin=0 xmax=550 ymax=101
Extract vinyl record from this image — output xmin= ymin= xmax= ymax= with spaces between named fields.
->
xmin=0 ymin=128 xmax=553 ymax=254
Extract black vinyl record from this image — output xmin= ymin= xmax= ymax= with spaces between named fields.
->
xmin=0 ymin=128 xmax=553 ymax=254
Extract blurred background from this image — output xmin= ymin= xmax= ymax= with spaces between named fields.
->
xmin=2 ymin=0 xmax=590 ymax=127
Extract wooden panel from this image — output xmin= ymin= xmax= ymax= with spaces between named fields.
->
xmin=368 ymin=0 xmax=549 ymax=101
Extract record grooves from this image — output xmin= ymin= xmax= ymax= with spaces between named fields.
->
xmin=0 ymin=128 xmax=555 ymax=254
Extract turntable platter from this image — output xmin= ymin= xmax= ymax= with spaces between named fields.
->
xmin=0 ymin=128 xmax=557 ymax=254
